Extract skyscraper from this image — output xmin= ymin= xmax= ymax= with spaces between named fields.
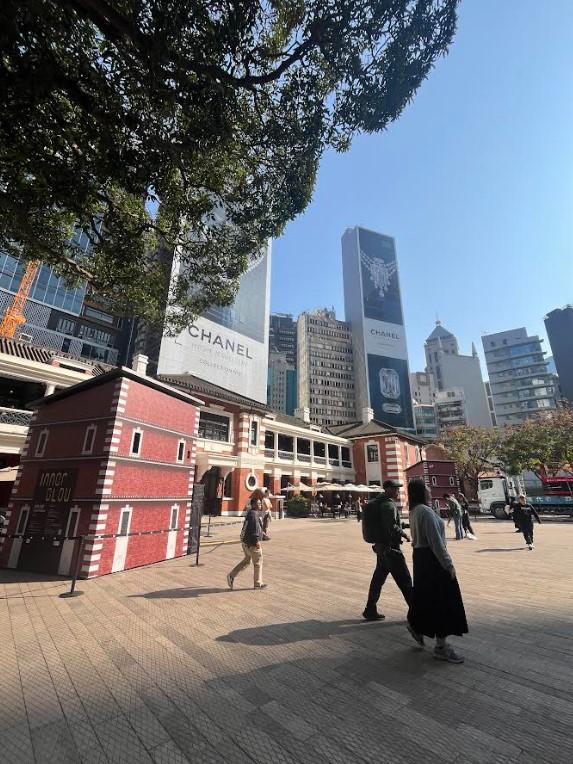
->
xmin=0 ymin=245 xmax=135 ymax=365
xmin=156 ymin=241 xmax=272 ymax=403
xmin=424 ymin=321 xmax=491 ymax=427
xmin=545 ymin=306 xmax=573 ymax=404
xmin=267 ymin=349 xmax=297 ymax=415
xmin=269 ymin=313 xmax=297 ymax=366
xmin=342 ymin=226 xmax=413 ymax=430
xmin=482 ymin=327 xmax=556 ymax=426
xmin=297 ymin=308 xmax=356 ymax=427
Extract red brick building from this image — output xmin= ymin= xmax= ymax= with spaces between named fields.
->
xmin=0 ymin=363 xmax=202 ymax=578
xmin=405 ymin=459 xmax=460 ymax=511
xmin=160 ymin=375 xmax=354 ymax=515
xmin=330 ymin=412 xmax=426 ymax=510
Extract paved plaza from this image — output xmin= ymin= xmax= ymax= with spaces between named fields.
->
xmin=2 ymin=517 xmax=573 ymax=763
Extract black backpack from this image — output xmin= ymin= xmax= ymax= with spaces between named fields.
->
xmin=361 ymin=496 xmax=392 ymax=545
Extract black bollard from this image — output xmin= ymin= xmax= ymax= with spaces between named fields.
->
xmin=60 ymin=536 xmax=85 ymax=598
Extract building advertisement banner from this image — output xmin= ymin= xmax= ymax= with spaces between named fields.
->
xmin=158 ymin=243 xmax=271 ymax=403
xmin=358 ymin=228 xmax=413 ymax=429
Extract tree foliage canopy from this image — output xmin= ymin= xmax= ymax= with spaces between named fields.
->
xmin=497 ymin=408 xmax=573 ymax=479
xmin=437 ymin=425 xmax=502 ymax=493
xmin=0 ymin=0 xmax=458 ymax=330
xmin=438 ymin=409 xmax=573 ymax=493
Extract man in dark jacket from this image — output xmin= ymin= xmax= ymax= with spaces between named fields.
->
xmin=227 ymin=498 xmax=267 ymax=590
xmin=362 ymin=479 xmax=413 ymax=621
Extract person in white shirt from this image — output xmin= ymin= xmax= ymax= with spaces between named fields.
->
xmin=407 ymin=479 xmax=468 ymax=664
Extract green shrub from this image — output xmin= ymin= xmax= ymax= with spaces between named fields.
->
xmin=286 ymin=495 xmax=310 ymax=518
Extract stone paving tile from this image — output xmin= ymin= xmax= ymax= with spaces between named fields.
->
xmin=2 ymin=520 xmax=573 ymax=763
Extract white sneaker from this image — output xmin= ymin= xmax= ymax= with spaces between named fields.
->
xmin=466 ymin=533 xmax=477 ymax=540
xmin=433 ymin=645 xmax=464 ymax=664
xmin=527 ymin=544 xmax=532 ymax=551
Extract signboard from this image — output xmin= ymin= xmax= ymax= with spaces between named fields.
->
xmin=28 ymin=469 xmax=78 ymax=535
xmin=358 ymin=228 xmax=413 ymax=429
xmin=188 ymin=483 xmax=205 ymax=556
xmin=158 ymin=242 xmax=271 ymax=402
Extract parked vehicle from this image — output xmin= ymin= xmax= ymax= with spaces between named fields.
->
xmin=478 ymin=474 xmax=573 ymax=519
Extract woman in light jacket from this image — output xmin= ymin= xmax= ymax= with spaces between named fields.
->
xmin=407 ymin=479 xmax=468 ymax=664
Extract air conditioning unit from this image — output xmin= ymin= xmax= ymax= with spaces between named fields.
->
xmin=18 ymin=333 xmax=33 ymax=343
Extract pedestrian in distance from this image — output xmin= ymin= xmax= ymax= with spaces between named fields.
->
xmin=444 ymin=493 xmax=464 ymax=540
xmin=458 ymin=493 xmax=477 ymax=540
xmin=361 ymin=479 xmax=422 ymax=645
xmin=407 ymin=479 xmax=468 ymax=663
xmin=516 ymin=494 xmax=541 ymax=550
xmin=509 ymin=497 xmax=522 ymax=532
xmin=227 ymin=497 xmax=268 ymax=590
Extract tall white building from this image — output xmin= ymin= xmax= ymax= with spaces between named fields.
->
xmin=297 ymin=308 xmax=356 ymax=427
xmin=156 ymin=241 xmax=272 ymax=403
xmin=435 ymin=388 xmax=468 ymax=430
xmin=410 ymin=370 xmax=436 ymax=405
xmin=482 ymin=327 xmax=556 ymax=426
xmin=424 ymin=321 xmax=491 ymax=427
xmin=342 ymin=226 xmax=414 ymax=430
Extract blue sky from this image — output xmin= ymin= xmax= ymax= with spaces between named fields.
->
xmin=270 ymin=0 xmax=573 ymax=375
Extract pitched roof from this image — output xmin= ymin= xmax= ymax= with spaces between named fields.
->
xmin=426 ymin=323 xmax=455 ymax=342
xmin=158 ymin=374 xmax=270 ymax=413
xmin=33 ymin=367 xmax=204 ymax=408
xmin=0 ymin=336 xmax=111 ymax=374
xmin=328 ymin=418 xmax=425 ymax=443
xmin=265 ymin=411 xmax=326 ymax=433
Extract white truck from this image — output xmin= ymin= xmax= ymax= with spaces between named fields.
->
xmin=477 ymin=475 xmax=523 ymax=519
xmin=478 ymin=474 xmax=573 ymax=518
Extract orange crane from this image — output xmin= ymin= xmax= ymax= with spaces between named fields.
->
xmin=0 ymin=260 xmax=40 ymax=338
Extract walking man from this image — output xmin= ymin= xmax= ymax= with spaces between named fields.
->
xmin=444 ymin=493 xmax=464 ymax=540
xmin=458 ymin=492 xmax=477 ymax=540
xmin=516 ymin=494 xmax=541 ymax=550
xmin=227 ymin=497 xmax=267 ymax=590
xmin=362 ymin=479 xmax=413 ymax=621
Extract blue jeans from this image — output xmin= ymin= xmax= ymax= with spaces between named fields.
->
xmin=453 ymin=514 xmax=464 ymax=540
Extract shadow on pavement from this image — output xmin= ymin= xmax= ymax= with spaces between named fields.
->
xmin=217 ymin=618 xmax=399 ymax=645
xmin=475 ymin=548 xmax=526 ymax=553
xmin=130 ymin=586 xmax=229 ymax=599
xmin=0 ymin=568 xmax=68 ymax=584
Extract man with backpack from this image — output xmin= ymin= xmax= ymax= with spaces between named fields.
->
xmin=361 ymin=479 xmax=413 ymax=621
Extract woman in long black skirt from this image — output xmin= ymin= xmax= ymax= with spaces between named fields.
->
xmin=407 ymin=479 xmax=468 ymax=664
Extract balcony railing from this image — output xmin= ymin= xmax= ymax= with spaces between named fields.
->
xmin=298 ymin=454 xmax=311 ymax=463
xmin=264 ymin=449 xmax=274 ymax=458
xmin=0 ymin=407 xmax=33 ymax=426
xmin=341 ymin=460 xmax=352 ymax=469
xmin=278 ymin=450 xmax=294 ymax=461
xmin=313 ymin=456 xmax=326 ymax=465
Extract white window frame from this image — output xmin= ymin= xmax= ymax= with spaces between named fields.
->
xmin=82 ymin=424 xmax=97 ymax=455
xmin=170 ymin=504 xmax=179 ymax=530
xmin=16 ymin=505 xmax=30 ymax=535
xmin=449 ymin=476 xmax=456 ymax=486
xmin=130 ymin=428 xmax=143 ymax=457
xmin=431 ymin=476 xmax=438 ymax=486
xmin=250 ymin=419 xmax=258 ymax=447
xmin=35 ymin=428 xmax=49 ymax=458
xmin=117 ymin=506 xmax=132 ymax=536
xmin=366 ymin=444 xmax=379 ymax=463
xmin=176 ymin=439 xmax=186 ymax=463
xmin=65 ymin=506 xmax=81 ymax=537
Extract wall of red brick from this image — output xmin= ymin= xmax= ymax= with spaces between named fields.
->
xmin=1 ymin=373 xmax=198 ymax=578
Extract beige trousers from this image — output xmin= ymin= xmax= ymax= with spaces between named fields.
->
xmin=230 ymin=543 xmax=263 ymax=586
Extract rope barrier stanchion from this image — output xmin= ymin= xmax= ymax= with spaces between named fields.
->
xmin=59 ymin=536 xmax=85 ymax=598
